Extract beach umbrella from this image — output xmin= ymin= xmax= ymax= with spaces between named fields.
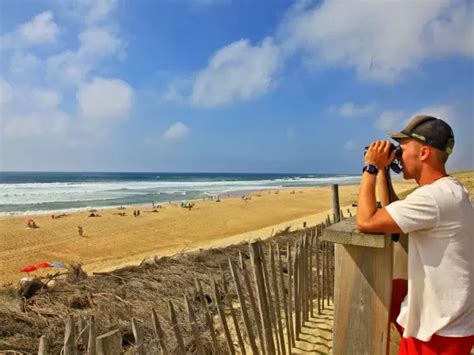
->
xmin=36 ymin=262 xmax=52 ymax=269
xmin=20 ymin=265 xmax=37 ymax=273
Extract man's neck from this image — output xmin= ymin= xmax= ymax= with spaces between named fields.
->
xmin=416 ymin=166 xmax=448 ymax=186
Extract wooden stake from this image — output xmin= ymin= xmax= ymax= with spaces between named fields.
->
xmin=229 ymin=258 xmax=259 ymax=354
xmin=87 ymin=315 xmax=96 ymax=355
xmin=151 ymin=308 xmax=168 ymax=355
xmin=168 ymin=300 xmax=185 ymax=354
xmin=184 ymin=295 xmax=205 ymax=355
xmin=239 ymin=251 xmax=265 ymax=352
xmin=270 ymin=244 xmax=286 ymax=355
xmin=194 ymin=279 xmax=219 ymax=353
xmin=211 ymin=274 xmax=235 ymax=355
xmin=64 ymin=315 xmax=77 ymax=355
xmin=38 ymin=335 xmax=49 ymax=355
xmin=250 ymin=241 xmax=275 ymax=355
xmin=131 ymin=317 xmax=146 ymax=355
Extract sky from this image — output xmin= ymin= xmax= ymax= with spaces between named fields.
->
xmin=0 ymin=0 xmax=473 ymax=174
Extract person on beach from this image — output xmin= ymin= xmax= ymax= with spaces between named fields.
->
xmin=356 ymin=115 xmax=473 ymax=354
xmin=78 ymin=226 xmax=83 ymax=237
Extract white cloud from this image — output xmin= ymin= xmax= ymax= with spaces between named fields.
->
xmin=31 ymin=89 xmax=61 ymax=110
xmin=77 ymin=77 xmax=133 ymax=123
xmin=413 ymin=105 xmax=454 ymax=123
xmin=0 ymin=79 xmax=13 ymax=107
xmin=19 ymin=11 xmax=59 ymax=45
xmin=279 ymin=0 xmax=473 ymax=82
xmin=334 ymin=102 xmax=375 ymax=118
xmin=191 ymin=38 xmax=281 ymax=107
xmin=1 ymin=11 xmax=59 ymax=49
xmin=3 ymin=111 xmax=67 ymax=138
xmin=81 ymin=0 xmax=118 ymax=25
xmin=8 ymin=52 xmax=42 ymax=78
xmin=374 ymin=110 xmax=404 ymax=131
xmin=78 ymin=28 xmax=122 ymax=58
xmin=163 ymin=122 xmax=190 ymax=140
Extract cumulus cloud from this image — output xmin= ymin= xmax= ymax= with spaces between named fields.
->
xmin=374 ymin=110 xmax=405 ymax=131
xmin=375 ymin=105 xmax=455 ymax=132
xmin=163 ymin=122 xmax=190 ymax=140
xmin=333 ymin=102 xmax=375 ymax=118
xmin=1 ymin=11 xmax=59 ymax=49
xmin=279 ymin=0 xmax=474 ymax=82
xmin=77 ymin=77 xmax=133 ymax=123
xmin=191 ymin=38 xmax=281 ymax=107
xmin=3 ymin=111 xmax=67 ymax=138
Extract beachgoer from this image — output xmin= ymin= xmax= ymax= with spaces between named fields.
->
xmin=137 ymin=210 xmax=140 ymax=216
xmin=133 ymin=210 xmax=137 ymax=217
xmin=356 ymin=115 xmax=473 ymax=354
xmin=78 ymin=226 xmax=83 ymax=237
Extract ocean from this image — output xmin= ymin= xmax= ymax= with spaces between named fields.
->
xmin=0 ymin=172 xmax=360 ymax=216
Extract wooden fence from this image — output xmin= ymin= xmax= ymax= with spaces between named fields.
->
xmin=35 ymin=215 xmax=348 ymax=354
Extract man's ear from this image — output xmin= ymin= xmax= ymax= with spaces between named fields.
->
xmin=419 ymin=145 xmax=431 ymax=161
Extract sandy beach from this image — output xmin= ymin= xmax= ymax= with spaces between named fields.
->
xmin=0 ymin=180 xmax=418 ymax=286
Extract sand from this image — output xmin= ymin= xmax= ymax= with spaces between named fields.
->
xmin=0 ymin=181 xmax=417 ymax=286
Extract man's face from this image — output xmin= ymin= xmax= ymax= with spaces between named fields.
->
xmin=399 ymin=138 xmax=422 ymax=180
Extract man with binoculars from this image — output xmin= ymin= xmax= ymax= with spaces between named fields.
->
xmin=356 ymin=115 xmax=473 ymax=354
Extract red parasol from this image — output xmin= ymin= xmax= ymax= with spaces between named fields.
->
xmin=20 ymin=265 xmax=37 ymax=273
xmin=36 ymin=262 xmax=52 ymax=269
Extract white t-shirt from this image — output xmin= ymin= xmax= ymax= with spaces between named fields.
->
xmin=386 ymin=176 xmax=474 ymax=341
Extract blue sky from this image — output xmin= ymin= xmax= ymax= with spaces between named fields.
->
xmin=0 ymin=0 xmax=473 ymax=173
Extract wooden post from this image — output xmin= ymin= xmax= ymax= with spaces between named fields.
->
xmin=184 ymin=295 xmax=205 ymax=355
xmin=229 ymin=258 xmax=259 ymax=354
xmin=316 ymin=225 xmax=321 ymax=315
xmin=151 ymin=308 xmax=168 ymax=355
xmin=87 ymin=315 xmax=96 ymax=355
xmin=228 ymin=298 xmax=246 ymax=355
xmin=168 ymin=300 xmax=185 ymax=354
xmin=131 ymin=318 xmax=146 ymax=355
xmin=78 ymin=317 xmax=89 ymax=349
xmin=211 ymin=274 xmax=235 ymax=355
xmin=293 ymin=244 xmax=300 ymax=339
xmin=308 ymin=229 xmax=315 ymax=317
xmin=64 ymin=315 xmax=77 ymax=355
xmin=250 ymin=241 xmax=275 ymax=355
xmin=322 ymin=217 xmax=394 ymax=355
xmin=258 ymin=242 xmax=278 ymax=352
xmin=286 ymin=243 xmax=295 ymax=347
xmin=239 ymin=251 xmax=265 ymax=351
xmin=96 ymin=329 xmax=121 ymax=355
xmin=270 ymin=244 xmax=286 ymax=355
xmin=194 ymin=279 xmax=219 ymax=353
xmin=38 ymin=335 xmax=49 ymax=355
xmin=277 ymin=244 xmax=292 ymax=355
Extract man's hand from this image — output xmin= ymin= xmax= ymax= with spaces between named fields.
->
xmin=365 ymin=141 xmax=396 ymax=169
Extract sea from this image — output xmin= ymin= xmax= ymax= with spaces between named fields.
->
xmin=0 ymin=172 xmax=360 ymax=216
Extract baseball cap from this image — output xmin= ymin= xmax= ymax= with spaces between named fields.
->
xmin=386 ymin=115 xmax=455 ymax=155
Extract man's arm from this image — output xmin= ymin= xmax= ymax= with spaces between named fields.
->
xmin=357 ymin=141 xmax=403 ymax=234
xmin=377 ymin=168 xmax=399 ymax=207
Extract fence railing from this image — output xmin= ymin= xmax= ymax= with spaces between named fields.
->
xmin=34 ymin=216 xmax=345 ymax=354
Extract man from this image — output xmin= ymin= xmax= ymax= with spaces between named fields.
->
xmin=356 ymin=115 xmax=473 ymax=354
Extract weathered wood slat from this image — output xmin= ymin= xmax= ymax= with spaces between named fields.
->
xmin=270 ymin=244 xmax=286 ymax=355
xmin=87 ymin=315 xmax=96 ymax=355
xmin=96 ymin=329 xmax=121 ymax=355
xmin=184 ymin=295 xmax=205 ymax=355
xmin=151 ymin=308 xmax=168 ymax=355
xmin=194 ymin=279 xmax=219 ymax=353
xmin=131 ymin=318 xmax=146 ymax=355
xmin=331 ymin=236 xmax=393 ymax=355
xmin=239 ymin=251 xmax=264 ymax=352
xmin=211 ymin=274 xmax=235 ymax=355
xmin=64 ymin=315 xmax=77 ymax=355
xmin=277 ymin=244 xmax=291 ymax=354
xmin=168 ymin=300 xmax=185 ymax=354
xmin=322 ymin=217 xmax=386 ymax=248
xmin=250 ymin=241 xmax=275 ymax=355
xmin=286 ymin=244 xmax=295 ymax=347
xmin=229 ymin=258 xmax=259 ymax=354
xmin=38 ymin=335 xmax=49 ymax=355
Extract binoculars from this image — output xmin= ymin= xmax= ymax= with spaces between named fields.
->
xmin=363 ymin=143 xmax=403 ymax=174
